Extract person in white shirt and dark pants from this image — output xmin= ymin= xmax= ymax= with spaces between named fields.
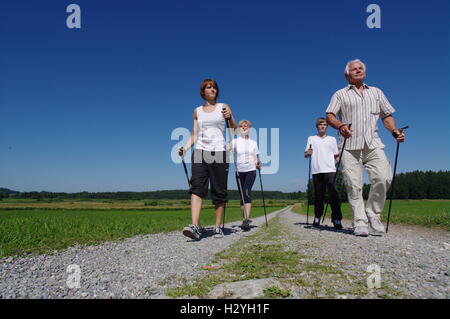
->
xmin=305 ymin=118 xmax=343 ymax=229
xmin=178 ymin=79 xmax=237 ymax=240
xmin=230 ymin=120 xmax=260 ymax=231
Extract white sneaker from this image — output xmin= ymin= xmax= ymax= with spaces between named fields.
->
xmin=312 ymin=218 xmax=321 ymax=227
xmin=182 ymin=224 xmax=201 ymax=240
xmin=214 ymin=227 xmax=224 ymax=238
xmin=369 ymin=216 xmax=386 ymax=235
xmin=354 ymin=225 xmax=369 ymax=237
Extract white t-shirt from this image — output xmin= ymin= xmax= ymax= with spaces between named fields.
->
xmin=231 ymin=137 xmax=259 ymax=172
xmin=305 ymin=135 xmax=338 ymax=175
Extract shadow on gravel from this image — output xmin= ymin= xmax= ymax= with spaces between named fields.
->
xmin=230 ymin=224 xmax=259 ymax=232
xmin=184 ymin=226 xmax=240 ymax=241
xmin=293 ymin=222 xmax=354 ymax=235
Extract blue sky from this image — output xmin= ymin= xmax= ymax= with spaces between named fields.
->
xmin=0 ymin=0 xmax=448 ymax=193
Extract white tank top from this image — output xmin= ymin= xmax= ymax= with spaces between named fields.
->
xmin=195 ymin=103 xmax=226 ymax=152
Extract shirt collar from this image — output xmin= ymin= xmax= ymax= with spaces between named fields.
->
xmin=347 ymin=83 xmax=370 ymax=90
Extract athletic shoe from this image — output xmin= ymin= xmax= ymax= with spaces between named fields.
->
xmin=354 ymin=225 xmax=369 ymax=237
xmin=369 ymin=216 xmax=386 ymax=235
xmin=332 ymin=220 xmax=343 ymax=230
xmin=312 ymin=218 xmax=321 ymax=228
xmin=240 ymin=219 xmax=251 ymax=231
xmin=182 ymin=224 xmax=201 ymax=240
xmin=214 ymin=227 xmax=224 ymax=238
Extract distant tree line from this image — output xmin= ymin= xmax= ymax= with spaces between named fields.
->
xmin=0 ymin=189 xmax=306 ymax=201
xmin=306 ymin=170 xmax=450 ymax=204
xmin=1 ymin=170 xmax=448 ymax=202
xmin=389 ymin=170 xmax=450 ymax=199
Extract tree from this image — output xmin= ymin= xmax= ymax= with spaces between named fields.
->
xmin=335 ymin=171 xmax=348 ymax=203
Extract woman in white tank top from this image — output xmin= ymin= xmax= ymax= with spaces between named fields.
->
xmin=178 ymin=79 xmax=237 ymax=240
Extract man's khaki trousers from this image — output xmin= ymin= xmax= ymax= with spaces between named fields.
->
xmin=341 ymin=144 xmax=392 ymax=227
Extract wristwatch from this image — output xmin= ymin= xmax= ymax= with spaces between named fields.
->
xmin=392 ymin=129 xmax=399 ymax=138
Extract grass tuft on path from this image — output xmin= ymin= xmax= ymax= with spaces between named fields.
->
xmin=166 ymin=210 xmax=410 ymax=299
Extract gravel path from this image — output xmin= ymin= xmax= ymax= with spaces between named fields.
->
xmin=0 ymin=206 xmax=448 ymax=299
xmin=0 ymin=208 xmax=284 ymax=299
xmin=280 ymin=209 xmax=449 ymax=299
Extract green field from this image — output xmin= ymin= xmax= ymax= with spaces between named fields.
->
xmin=2 ymin=198 xmax=447 ymax=258
xmin=0 ymin=198 xmax=293 ymax=210
xmin=0 ymin=203 xmax=284 ymax=258
xmin=293 ymin=200 xmax=450 ymax=230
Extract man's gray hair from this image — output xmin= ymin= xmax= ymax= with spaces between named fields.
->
xmin=344 ymin=59 xmax=366 ymax=76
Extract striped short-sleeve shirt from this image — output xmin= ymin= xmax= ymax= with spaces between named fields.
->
xmin=326 ymin=84 xmax=395 ymax=150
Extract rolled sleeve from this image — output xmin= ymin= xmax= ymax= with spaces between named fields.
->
xmin=326 ymin=92 xmax=341 ymax=115
xmin=377 ymin=88 xmax=396 ymax=118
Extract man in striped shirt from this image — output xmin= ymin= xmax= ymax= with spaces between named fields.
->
xmin=325 ymin=59 xmax=405 ymax=237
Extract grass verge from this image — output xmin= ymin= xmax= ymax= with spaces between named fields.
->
xmin=292 ymin=200 xmax=450 ymax=230
xmin=0 ymin=206 xmax=283 ymax=258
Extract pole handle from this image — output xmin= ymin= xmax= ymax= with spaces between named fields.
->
xmin=392 ymin=125 xmax=409 ymax=138
xmin=223 ymin=107 xmax=229 ymax=127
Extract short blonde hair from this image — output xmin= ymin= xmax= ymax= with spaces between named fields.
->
xmin=315 ymin=117 xmax=327 ymax=128
xmin=238 ymin=120 xmax=252 ymax=128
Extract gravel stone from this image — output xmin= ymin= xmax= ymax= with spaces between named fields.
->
xmin=0 ymin=207 xmax=285 ymax=299
xmin=0 ymin=206 xmax=448 ymax=299
xmin=278 ymin=209 xmax=449 ymax=299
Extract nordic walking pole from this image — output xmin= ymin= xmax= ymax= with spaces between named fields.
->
xmin=257 ymin=167 xmax=268 ymax=227
xmin=322 ymin=124 xmax=351 ymax=224
xmin=386 ymin=126 xmax=408 ymax=233
xmin=306 ymin=144 xmax=312 ymax=225
xmin=181 ymin=154 xmax=190 ymax=187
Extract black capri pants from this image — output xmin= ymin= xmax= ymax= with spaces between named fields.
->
xmin=189 ymin=149 xmax=229 ymax=205
xmin=236 ymin=170 xmax=257 ymax=205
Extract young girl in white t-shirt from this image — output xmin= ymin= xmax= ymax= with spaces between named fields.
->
xmin=230 ymin=120 xmax=260 ymax=231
